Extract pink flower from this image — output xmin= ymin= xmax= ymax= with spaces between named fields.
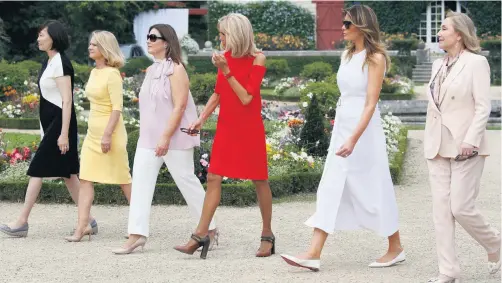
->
xmin=200 ymin=159 xmax=209 ymax=167
xmin=330 ymin=119 xmax=335 ymax=126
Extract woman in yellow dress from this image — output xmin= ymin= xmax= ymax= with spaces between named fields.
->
xmin=66 ymin=30 xmax=132 ymax=242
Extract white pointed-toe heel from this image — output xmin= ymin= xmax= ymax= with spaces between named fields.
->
xmin=368 ymin=250 xmax=406 ymax=268
xmin=280 ymin=254 xmax=320 ymax=272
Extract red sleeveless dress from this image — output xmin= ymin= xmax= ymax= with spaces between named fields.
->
xmin=208 ymin=51 xmax=268 ymax=180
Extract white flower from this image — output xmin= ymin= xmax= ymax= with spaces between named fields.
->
xmin=302 ymin=102 xmax=308 ymax=108
xmin=24 ymin=80 xmax=28 ymax=85
xmin=272 ymin=154 xmax=280 ymax=161
xmin=307 ymin=93 xmax=313 ymax=99
xmin=202 ymin=153 xmax=208 ymax=159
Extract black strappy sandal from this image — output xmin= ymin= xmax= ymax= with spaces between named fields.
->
xmin=256 ymin=235 xmax=275 ymax=257
xmin=174 ymin=234 xmax=211 ymax=259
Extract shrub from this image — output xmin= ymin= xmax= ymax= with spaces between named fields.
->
xmin=299 ymin=94 xmax=329 ymax=157
xmin=190 ymin=73 xmax=216 ymax=104
xmin=301 ymin=62 xmax=333 ymax=81
xmin=300 ymin=81 xmax=340 ymax=118
xmin=324 ymin=73 xmax=338 ymax=85
xmin=121 ymin=56 xmax=152 ymax=77
xmin=15 ymin=60 xmax=41 ymax=77
xmin=255 ymin=33 xmax=313 ymax=51
xmin=265 ymin=59 xmax=290 ymax=79
xmin=208 ymin=1 xmax=315 ymax=48
xmin=126 ymin=129 xmax=140 ymax=173
xmin=0 ymin=60 xmax=31 ymax=94
xmin=72 ymin=61 xmax=92 ymax=86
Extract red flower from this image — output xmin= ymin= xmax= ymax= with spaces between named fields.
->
xmin=23 ymin=147 xmax=31 ymax=159
xmin=121 ymin=72 xmax=126 ymax=78
xmin=330 ymin=119 xmax=335 ymax=126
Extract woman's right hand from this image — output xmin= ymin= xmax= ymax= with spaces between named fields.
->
xmin=187 ymin=119 xmax=203 ymax=136
xmin=101 ymin=133 xmax=112 ymax=153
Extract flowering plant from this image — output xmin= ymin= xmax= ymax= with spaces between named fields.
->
xmin=0 ymin=103 xmax=23 ymax=118
xmin=381 ymin=112 xmax=403 ymax=160
xmin=254 ymin=33 xmax=313 ymax=51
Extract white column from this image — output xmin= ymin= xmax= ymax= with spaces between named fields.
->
xmin=456 ymin=1 xmax=461 ymax=12
xmin=441 ymin=0 xmax=445 ymax=21
xmin=426 ymin=4 xmax=432 ymax=44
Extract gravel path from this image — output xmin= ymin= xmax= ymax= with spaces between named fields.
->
xmin=0 ymin=130 xmax=500 ymax=283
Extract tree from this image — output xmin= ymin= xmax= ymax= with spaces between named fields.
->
xmin=299 ymin=94 xmax=329 ymax=157
xmin=0 ymin=17 xmax=10 ymax=59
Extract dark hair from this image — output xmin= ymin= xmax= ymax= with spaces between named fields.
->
xmin=149 ymin=24 xmax=184 ymax=66
xmin=38 ymin=20 xmax=69 ymax=53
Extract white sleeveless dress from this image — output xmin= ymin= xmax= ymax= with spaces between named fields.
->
xmin=305 ymin=50 xmax=399 ymax=237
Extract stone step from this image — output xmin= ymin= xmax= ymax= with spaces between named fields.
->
xmin=398 ymin=115 xmax=501 ymax=125
xmin=379 ymin=100 xmax=501 ymax=116
xmin=412 ymin=70 xmax=432 ymax=75
xmin=413 ymin=66 xmax=433 ymax=70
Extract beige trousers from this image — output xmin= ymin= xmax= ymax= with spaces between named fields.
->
xmin=427 ymin=155 xmax=501 ymax=278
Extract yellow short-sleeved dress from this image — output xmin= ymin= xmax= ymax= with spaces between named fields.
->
xmin=79 ymin=67 xmax=132 ymax=184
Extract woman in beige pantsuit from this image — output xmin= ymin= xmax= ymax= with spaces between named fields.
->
xmin=424 ymin=12 xmax=501 ymax=283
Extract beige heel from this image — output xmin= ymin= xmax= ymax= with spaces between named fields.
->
xmin=112 ymin=236 xmax=147 ymax=255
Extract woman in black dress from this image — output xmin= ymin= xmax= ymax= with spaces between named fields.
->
xmin=0 ymin=20 xmax=97 ymax=237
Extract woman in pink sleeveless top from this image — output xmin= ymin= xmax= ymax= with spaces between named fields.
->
xmin=112 ymin=24 xmax=217 ymax=254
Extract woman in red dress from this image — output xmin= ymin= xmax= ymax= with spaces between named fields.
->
xmin=174 ymin=13 xmax=274 ymax=259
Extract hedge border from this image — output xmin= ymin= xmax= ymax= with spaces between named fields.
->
xmin=0 ymin=128 xmax=408 ymax=206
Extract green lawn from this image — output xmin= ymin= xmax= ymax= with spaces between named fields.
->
xmin=3 ymin=133 xmax=40 ymax=151
xmin=261 ymin=88 xmax=274 ymax=95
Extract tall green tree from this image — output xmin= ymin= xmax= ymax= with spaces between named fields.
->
xmin=299 ymin=94 xmax=329 ymax=157
xmin=0 ymin=17 xmax=10 ymax=59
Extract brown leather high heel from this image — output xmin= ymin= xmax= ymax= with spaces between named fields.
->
xmin=174 ymin=234 xmax=211 ymax=259
xmin=256 ymin=235 xmax=275 ymax=257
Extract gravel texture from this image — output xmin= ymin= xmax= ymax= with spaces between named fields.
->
xmin=0 ymin=130 xmax=500 ymax=283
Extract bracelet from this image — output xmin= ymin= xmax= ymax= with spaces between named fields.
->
xmin=224 ymin=71 xmax=233 ymax=79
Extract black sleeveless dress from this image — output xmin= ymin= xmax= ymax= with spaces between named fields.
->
xmin=27 ymin=52 xmax=79 ymax=178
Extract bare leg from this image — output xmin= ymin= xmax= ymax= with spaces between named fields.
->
xmin=296 ymin=228 xmax=329 ymax=259
xmin=253 ymin=180 xmax=274 ymax=254
xmin=71 ymin=180 xmax=94 ymax=236
xmin=376 ymin=230 xmax=404 ymax=262
xmin=120 ymin=183 xmax=132 ymax=203
xmin=64 ymin=174 xmax=95 ymax=223
xmin=176 ymin=173 xmax=222 ymax=249
xmin=194 ymin=173 xmax=222 ymax=236
xmin=7 ymin=177 xmax=43 ymax=228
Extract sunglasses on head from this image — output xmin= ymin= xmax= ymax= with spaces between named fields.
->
xmin=343 ymin=21 xmax=352 ymax=29
xmin=147 ymin=34 xmax=165 ymax=42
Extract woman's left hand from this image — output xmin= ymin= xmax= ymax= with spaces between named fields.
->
xmin=212 ymin=54 xmax=228 ymax=70
xmin=460 ymin=142 xmax=476 ymax=156
xmin=57 ymin=134 xmax=69 ymax=154
xmin=336 ymin=138 xmax=356 ymax=158
xmin=155 ymin=136 xmax=170 ymax=157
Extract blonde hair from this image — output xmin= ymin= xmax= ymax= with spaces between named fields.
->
xmin=218 ymin=13 xmax=260 ymax=58
xmin=445 ymin=11 xmax=481 ymax=53
xmin=343 ymin=5 xmax=391 ymax=70
xmin=90 ymin=30 xmax=125 ymax=68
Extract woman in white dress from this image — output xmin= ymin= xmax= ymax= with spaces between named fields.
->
xmin=280 ymin=5 xmax=404 ymax=271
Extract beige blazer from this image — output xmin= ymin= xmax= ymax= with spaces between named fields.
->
xmin=424 ymin=51 xmax=491 ymax=159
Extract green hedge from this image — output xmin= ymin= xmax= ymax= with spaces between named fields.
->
xmin=0 ymin=127 xmax=408 ymax=206
xmin=190 ymin=56 xmax=341 ymax=78
xmin=207 ymin=1 xmax=315 ymax=48
xmin=0 ymin=118 xmax=39 ymax=129
xmin=389 ymin=127 xmax=409 ymax=184
xmin=189 ymin=55 xmax=416 ymax=79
